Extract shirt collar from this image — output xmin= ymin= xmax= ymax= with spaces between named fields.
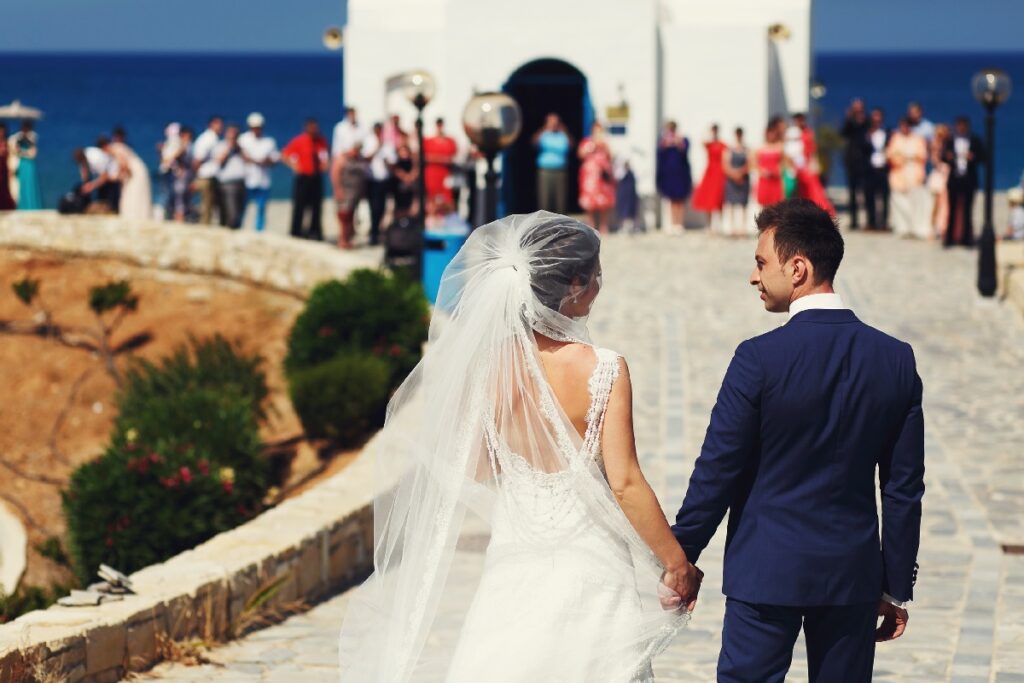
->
xmin=788 ymin=292 xmax=846 ymax=319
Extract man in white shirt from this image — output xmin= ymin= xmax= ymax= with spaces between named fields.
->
xmin=191 ymin=115 xmax=224 ymax=225
xmin=331 ymin=107 xmax=366 ymax=159
xmin=238 ymin=112 xmax=280 ymax=233
xmin=361 ymin=122 xmax=397 ymax=245
xmin=84 ymin=136 xmax=121 ymax=210
xmin=212 ymin=123 xmax=247 ymax=229
xmin=331 ymin=107 xmax=368 ymax=247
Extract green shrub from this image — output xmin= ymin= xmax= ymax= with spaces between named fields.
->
xmin=284 ymin=269 xmax=429 ymax=389
xmin=119 ymin=335 xmax=269 ymax=421
xmin=287 ymin=352 xmax=391 ymax=446
xmin=63 ymin=337 xmax=271 ymax=585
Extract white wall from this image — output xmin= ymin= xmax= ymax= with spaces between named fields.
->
xmin=344 ymin=0 xmax=810 ymax=201
xmin=660 ymin=0 xmax=811 ymax=181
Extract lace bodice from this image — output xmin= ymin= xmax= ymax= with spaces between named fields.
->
xmin=483 ymin=347 xmax=622 ymax=549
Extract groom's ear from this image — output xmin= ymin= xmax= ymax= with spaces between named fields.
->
xmin=790 ymin=255 xmax=812 ymax=286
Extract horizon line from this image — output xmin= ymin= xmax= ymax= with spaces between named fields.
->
xmin=2 ymin=47 xmax=1024 ymax=57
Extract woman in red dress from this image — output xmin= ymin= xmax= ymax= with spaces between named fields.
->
xmin=793 ymin=113 xmax=835 ymax=215
xmin=423 ymin=118 xmax=458 ymax=207
xmin=578 ymin=123 xmax=616 ymax=233
xmin=692 ymin=124 xmax=727 ymax=229
xmin=755 ymin=125 xmax=786 ymax=207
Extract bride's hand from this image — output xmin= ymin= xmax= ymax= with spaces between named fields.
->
xmin=660 ymin=563 xmax=703 ymax=612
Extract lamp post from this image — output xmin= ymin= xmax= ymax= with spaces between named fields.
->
xmin=383 ymin=70 xmax=436 ymax=277
xmin=390 ymin=70 xmax=437 ymax=228
xmin=462 ymin=92 xmax=522 ymax=225
xmin=971 ymin=68 xmax=1012 ymax=297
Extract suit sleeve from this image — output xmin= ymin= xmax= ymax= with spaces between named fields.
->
xmin=671 ymin=340 xmax=762 ymax=563
xmin=879 ymin=345 xmax=925 ymax=602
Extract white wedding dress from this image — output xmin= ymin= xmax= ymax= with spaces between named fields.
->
xmin=337 ymin=213 xmax=686 ymax=682
xmin=446 ymin=347 xmax=660 ymax=682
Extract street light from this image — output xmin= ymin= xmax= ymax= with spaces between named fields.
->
xmin=462 ymin=92 xmax=522 ymax=225
xmin=971 ymin=68 xmax=1012 ymax=297
xmin=389 ymin=70 xmax=436 ymax=229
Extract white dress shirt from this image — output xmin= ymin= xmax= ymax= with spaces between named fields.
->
xmin=788 ymin=292 xmax=846 ymax=318
xmin=787 ymin=292 xmax=908 ymax=609
xmin=332 ymin=119 xmax=367 ymax=158
xmin=361 ymin=136 xmax=397 ymax=182
xmin=213 ymin=141 xmax=246 ymax=183
xmin=193 ymin=128 xmax=221 ymax=179
xmin=238 ymin=131 xmax=280 ymax=190
xmin=83 ymin=146 xmax=114 ymax=177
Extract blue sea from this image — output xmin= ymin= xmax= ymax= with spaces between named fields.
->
xmin=0 ymin=52 xmax=343 ymax=208
xmin=1 ymin=51 xmax=1023 ymax=209
xmin=815 ymin=51 xmax=1024 ymax=188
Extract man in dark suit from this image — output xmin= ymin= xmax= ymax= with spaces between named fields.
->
xmin=671 ymin=198 xmax=925 ymax=682
xmin=863 ymin=107 xmax=890 ymax=231
xmin=943 ymin=115 xmax=987 ymax=247
xmin=840 ymin=98 xmax=870 ymax=229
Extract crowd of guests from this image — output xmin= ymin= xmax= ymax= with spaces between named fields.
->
xmin=529 ymin=113 xmax=638 ymax=234
xmin=0 ymin=120 xmax=42 ymax=212
xmin=840 ymin=99 xmax=998 ymax=247
xmin=15 ymin=99 xmax=1023 ymax=248
xmin=656 ymin=114 xmax=834 ymax=237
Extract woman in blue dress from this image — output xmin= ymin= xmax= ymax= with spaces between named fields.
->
xmin=10 ymin=120 xmax=42 ymax=210
xmin=656 ymin=120 xmax=691 ymax=231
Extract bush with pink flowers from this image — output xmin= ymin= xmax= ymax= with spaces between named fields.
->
xmin=62 ymin=338 xmax=270 ymax=584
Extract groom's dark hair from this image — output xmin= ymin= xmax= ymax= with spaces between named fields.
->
xmin=755 ymin=199 xmax=844 ymax=284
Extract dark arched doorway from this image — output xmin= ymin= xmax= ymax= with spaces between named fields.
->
xmin=502 ymin=59 xmax=591 ymax=215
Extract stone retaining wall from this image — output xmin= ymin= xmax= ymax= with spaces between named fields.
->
xmin=0 ymin=211 xmax=381 ymax=297
xmin=0 ymin=452 xmax=376 ymax=682
xmin=0 ymin=212 xmax=386 ymax=682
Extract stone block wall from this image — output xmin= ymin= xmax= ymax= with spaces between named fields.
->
xmin=0 ymin=453 xmax=377 ymax=682
xmin=0 ymin=211 xmax=381 ymax=298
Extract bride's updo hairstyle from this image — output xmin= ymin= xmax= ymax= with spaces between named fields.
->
xmin=521 ymin=215 xmax=601 ymax=313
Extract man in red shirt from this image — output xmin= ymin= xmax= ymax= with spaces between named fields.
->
xmin=282 ymin=118 xmax=329 ymax=240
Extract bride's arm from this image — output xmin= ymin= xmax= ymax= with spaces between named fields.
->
xmin=602 ymin=358 xmax=701 ymax=605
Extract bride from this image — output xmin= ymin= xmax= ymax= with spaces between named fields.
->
xmin=337 ymin=212 xmax=701 ymax=681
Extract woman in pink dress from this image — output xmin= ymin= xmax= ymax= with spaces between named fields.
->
xmin=692 ymin=124 xmax=727 ymax=229
xmin=577 ymin=122 xmax=616 ymax=233
xmin=754 ymin=125 xmax=785 ymax=207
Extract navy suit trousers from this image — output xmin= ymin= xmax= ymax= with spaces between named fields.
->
xmin=718 ymin=598 xmax=877 ymax=683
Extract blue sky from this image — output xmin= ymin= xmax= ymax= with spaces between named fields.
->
xmin=2 ymin=0 xmax=1022 ymax=53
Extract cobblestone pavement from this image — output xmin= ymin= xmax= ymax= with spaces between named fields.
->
xmin=141 ymin=230 xmax=1024 ymax=682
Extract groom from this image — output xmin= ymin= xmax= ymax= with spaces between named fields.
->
xmin=671 ymin=199 xmax=924 ymax=682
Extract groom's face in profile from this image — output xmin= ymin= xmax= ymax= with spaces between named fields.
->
xmin=751 ymin=228 xmax=794 ymax=313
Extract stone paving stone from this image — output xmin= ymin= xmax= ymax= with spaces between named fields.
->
xmin=137 ymin=231 xmax=1024 ymax=682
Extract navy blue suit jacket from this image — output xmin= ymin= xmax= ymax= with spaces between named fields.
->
xmin=672 ymin=308 xmax=924 ymax=606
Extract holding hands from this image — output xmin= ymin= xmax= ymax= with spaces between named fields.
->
xmin=659 ymin=562 xmax=704 ymax=612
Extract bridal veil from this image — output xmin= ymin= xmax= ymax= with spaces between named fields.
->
xmin=337 ymin=212 xmax=687 ymax=681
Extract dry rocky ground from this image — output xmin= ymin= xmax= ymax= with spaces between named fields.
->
xmin=0 ymin=249 xmax=347 ymax=592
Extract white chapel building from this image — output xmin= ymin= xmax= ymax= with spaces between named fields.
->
xmin=343 ymin=0 xmax=811 ymax=220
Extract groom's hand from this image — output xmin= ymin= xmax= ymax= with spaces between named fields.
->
xmin=876 ymin=601 xmax=909 ymax=642
xmin=660 ymin=563 xmax=703 ymax=612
